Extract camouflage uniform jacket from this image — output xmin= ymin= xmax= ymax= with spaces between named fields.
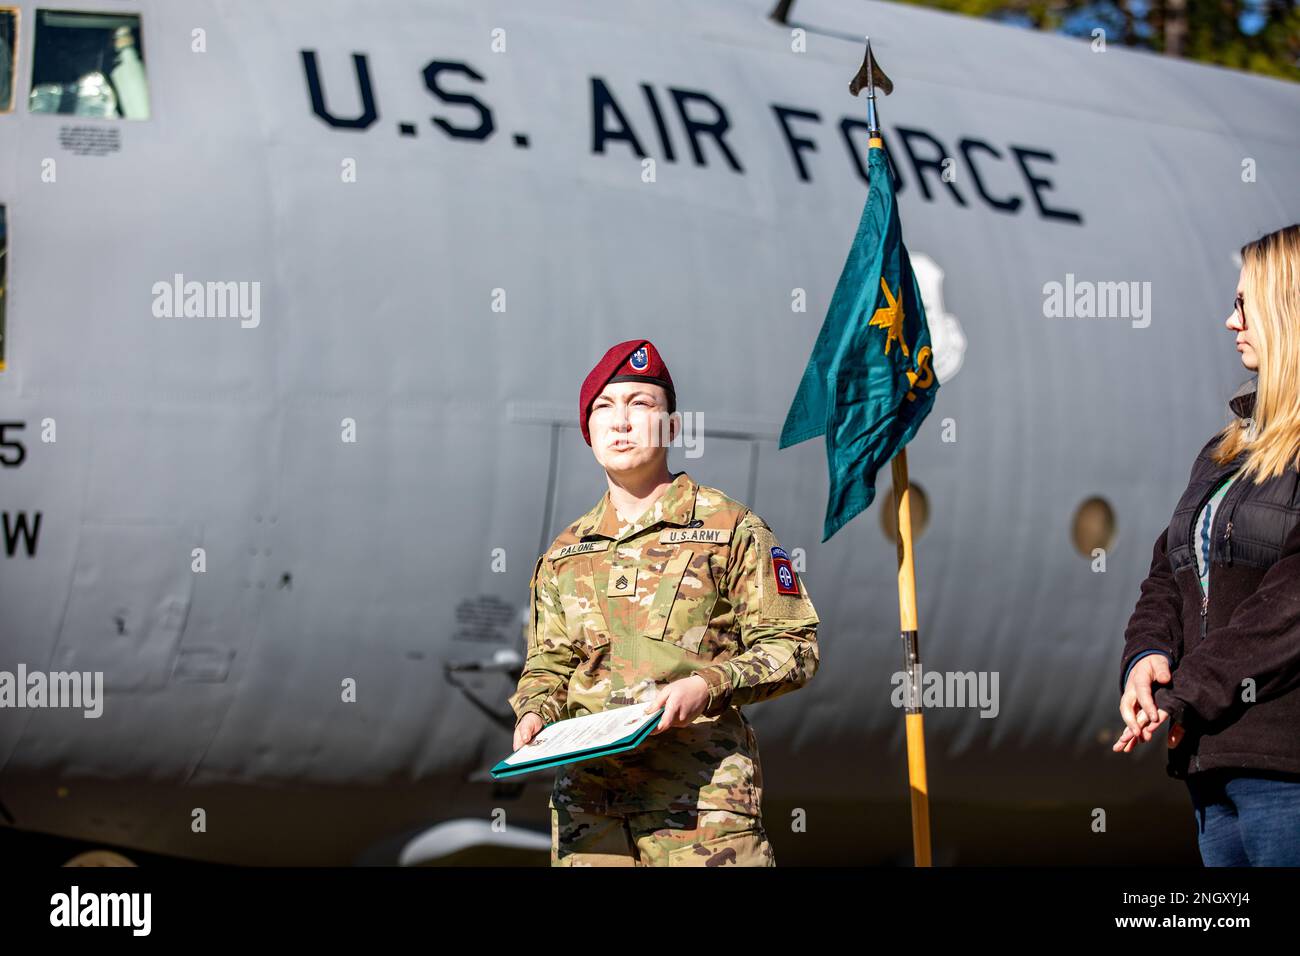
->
xmin=507 ymin=470 xmax=820 ymax=814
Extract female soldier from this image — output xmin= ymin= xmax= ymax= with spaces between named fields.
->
xmin=507 ymin=339 xmax=820 ymax=866
xmin=1116 ymin=224 xmax=1300 ymax=865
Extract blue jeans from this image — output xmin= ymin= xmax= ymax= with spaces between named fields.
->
xmin=1187 ymin=769 xmax=1300 ymax=866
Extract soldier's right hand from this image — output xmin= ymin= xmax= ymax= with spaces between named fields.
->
xmin=513 ymin=712 xmax=544 ymax=751
xmin=1118 ymin=654 xmax=1172 ymax=740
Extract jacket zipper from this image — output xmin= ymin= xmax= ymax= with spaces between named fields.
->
xmin=1191 ymin=468 xmax=1239 ymax=639
xmin=1207 ymin=476 xmax=1249 ymax=615
xmin=1191 ymin=482 xmax=1218 ymax=639
xmin=1187 ymin=466 xmax=1246 ymax=774
xmin=1219 ymin=472 xmax=1247 ymax=567
xmin=1192 ymin=474 xmax=1210 ymax=775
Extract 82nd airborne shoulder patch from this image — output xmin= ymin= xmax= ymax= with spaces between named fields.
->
xmin=769 ymin=546 xmax=800 ymax=596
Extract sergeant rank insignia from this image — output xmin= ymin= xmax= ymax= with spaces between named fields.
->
xmin=608 ymin=563 xmax=637 ymax=598
xmin=770 ymin=547 xmax=800 ymax=596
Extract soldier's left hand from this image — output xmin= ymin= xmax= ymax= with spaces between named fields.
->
xmin=646 ymin=675 xmax=710 ymax=735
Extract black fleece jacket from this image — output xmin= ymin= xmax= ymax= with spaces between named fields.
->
xmin=1120 ymin=378 xmax=1300 ymax=778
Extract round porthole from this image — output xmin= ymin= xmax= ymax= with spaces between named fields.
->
xmin=879 ymin=482 xmax=930 ymax=542
xmin=1072 ymin=496 xmax=1116 ymax=556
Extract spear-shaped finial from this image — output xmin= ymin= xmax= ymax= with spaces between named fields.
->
xmin=849 ymin=36 xmax=893 ymax=135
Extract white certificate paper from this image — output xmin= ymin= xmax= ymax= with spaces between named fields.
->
xmin=502 ymin=705 xmax=659 ymax=766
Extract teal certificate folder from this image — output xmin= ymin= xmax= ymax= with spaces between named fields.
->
xmin=491 ymin=705 xmax=665 ymax=779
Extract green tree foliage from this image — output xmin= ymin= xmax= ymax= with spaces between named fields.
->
xmin=891 ymin=0 xmax=1300 ymax=81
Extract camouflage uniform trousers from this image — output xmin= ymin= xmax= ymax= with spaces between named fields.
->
xmin=550 ymin=804 xmax=775 ymax=867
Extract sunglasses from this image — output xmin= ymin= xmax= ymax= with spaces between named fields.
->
xmin=1234 ymin=293 xmax=1247 ymax=328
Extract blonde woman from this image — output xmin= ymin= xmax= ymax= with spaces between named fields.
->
xmin=1116 ymin=223 xmax=1300 ymax=866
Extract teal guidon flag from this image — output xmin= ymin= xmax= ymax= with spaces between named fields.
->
xmin=779 ymin=140 xmax=940 ymax=542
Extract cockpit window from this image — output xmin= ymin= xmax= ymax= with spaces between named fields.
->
xmin=0 ymin=9 xmax=16 ymax=113
xmin=29 ymin=9 xmax=149 ymax=118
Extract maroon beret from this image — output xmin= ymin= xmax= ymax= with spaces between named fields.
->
xmin=579 ymin=340 xmax=675 ymax=446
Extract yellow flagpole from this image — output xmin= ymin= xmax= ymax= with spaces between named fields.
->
xmin=891 ymin=447 xmax=932 ymax=867
xmin=855 ymin=35 xmax=933 ymax=870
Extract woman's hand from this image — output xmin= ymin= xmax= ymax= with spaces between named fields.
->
xmin=646 ymin=675 xmax=711 ymax=735
xmin=1119 ymin=654 xmax=1172 ymax=738
xmin=1112 ymin=708 xmax=1185 ymax=752
xmin=513 ymin=712 xmax=545 ymax=751
xmin=1114 ymin=653 xmax=1185 ymax=752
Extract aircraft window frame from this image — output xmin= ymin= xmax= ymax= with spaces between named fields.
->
xmin=1072 ymin=496 xmax=1117 ymax=557
xmin=880 ymin=482 xmax=930 ymax=542
xmin=28 ymin=8 xmax=150 ymax=119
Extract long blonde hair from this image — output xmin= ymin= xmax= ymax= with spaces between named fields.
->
xmin=1211 ymin=223 xmax=1300 ymax=482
